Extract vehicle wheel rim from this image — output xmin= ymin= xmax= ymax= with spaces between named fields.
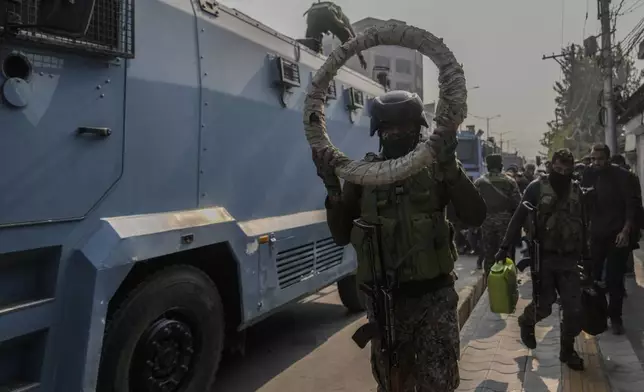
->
xmin=303 ymin=23 xmax=467 ymax=186
xmin=131 ymin=315 xmax=197 ymax=392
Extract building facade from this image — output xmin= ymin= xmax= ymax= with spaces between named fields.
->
xmin=617 ymin=84 xmax=644 ymax=197
xmin=322 ymin=17 xmax=424 ymax=100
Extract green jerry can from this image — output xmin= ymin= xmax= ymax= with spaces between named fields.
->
xmin=488 ymin=258 xmax=519 ymax=314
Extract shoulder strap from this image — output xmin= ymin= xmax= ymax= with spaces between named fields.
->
xmin=479 ymin=175 xmax=512 ymax=202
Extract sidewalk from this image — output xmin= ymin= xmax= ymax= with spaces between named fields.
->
xmin=457 ymin=262 xmax=644 ymax=392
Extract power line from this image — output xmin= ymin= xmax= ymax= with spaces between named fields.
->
xmin=621 ymin=0 xmax=644 ymax=14
xmin=583 ymin=0 xmax=590 ymax=40
xmin=614 ymin=15 xmax=644 ymax=67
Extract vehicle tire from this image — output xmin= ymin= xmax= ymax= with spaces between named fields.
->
xmin=97 ymin=265 xmax=225 ymax=392
xmin=337 ymin=274 xmax=366 ymax=313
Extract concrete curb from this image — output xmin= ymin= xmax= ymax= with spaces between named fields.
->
xmin=457 ymin=271 xmax=486 ymax=329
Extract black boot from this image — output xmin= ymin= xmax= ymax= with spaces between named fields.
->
xmin=518 ymin=315 xmax=537 ymax=349
xmin=611 ymin=319 xmax=625 ymax=335
xmin=560 ymin=337 xmax=584 ymax=371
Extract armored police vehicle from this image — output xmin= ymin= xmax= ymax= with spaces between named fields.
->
xmin=457 ymin=127 xmax=486 ymax=181
xmin=0 ymin=0 xmax=384 ymax=390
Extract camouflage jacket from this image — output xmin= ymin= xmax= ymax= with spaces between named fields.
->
xmin=473 ymin=171 xmax=521 ymax=215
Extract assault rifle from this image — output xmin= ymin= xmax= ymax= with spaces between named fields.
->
xmin=516 ymin=201 xmax=541 ymax=309
xmin=350 ymin=218 xmax=399 ymax=392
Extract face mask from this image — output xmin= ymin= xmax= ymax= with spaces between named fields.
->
xmin=548 ymin=171 xmax=572 ymax=195
xmin=380 ymin=130 xmax=419 ymax=159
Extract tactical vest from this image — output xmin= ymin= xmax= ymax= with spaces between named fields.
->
xmin=350 ymin=157 xmax=457 ymax=285
xmin=477 ymin=172 xmax=515 ymax=214
xmin=536 ymin=179 xmax=584 ymax=255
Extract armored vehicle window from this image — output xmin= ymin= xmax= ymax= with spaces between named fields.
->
xmin=0 ymin=0 xmax=134 ymax=58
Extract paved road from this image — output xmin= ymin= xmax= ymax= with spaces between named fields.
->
xmin=213 ymin=255 xmax=481 ymax=392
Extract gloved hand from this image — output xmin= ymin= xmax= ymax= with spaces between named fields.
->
xmin=494 ymin=247 xmax=508 ymax=263
xmin=429 ymin=126 xmax=458 ymax=164
xmin=312 ymin=147 xmax=341 ymax=193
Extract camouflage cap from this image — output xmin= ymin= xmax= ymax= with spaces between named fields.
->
xmin=485 ymin=154 xmax=503 ymax=168
xmin=551 ymin=148 xmax=574 ymax=167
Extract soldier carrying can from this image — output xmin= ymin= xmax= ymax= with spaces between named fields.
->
xmin=496 ymin=148 xmax=587 ymax=371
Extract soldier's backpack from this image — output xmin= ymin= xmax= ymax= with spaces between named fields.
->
xmin=581 ymin=283 xmax=608 ymax=336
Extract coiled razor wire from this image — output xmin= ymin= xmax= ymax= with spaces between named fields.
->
xmin=303 ymin=23 xmax=467 ymax=186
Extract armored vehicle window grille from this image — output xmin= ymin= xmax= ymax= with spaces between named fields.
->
xmin=0 ymin=0 xmax=134 ymax=58
xmin=276 ymin=237 xmax=344 ymax=289
xmin=277 ymin=242 xmax=315 ymax=289
xmin=352 ymin=89 xmax=364 ymax=107
xmin=314 ymin=237 xmax=343 ymax=272
xmin=278 ymin=58 xmax=300 ymax=86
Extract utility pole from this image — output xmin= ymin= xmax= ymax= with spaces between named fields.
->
xmin=471 ymin=114 xmax=502 ymax=142
xmin=599 ymin=0 xmax=617 ymax=153
xmin=542 ymin=52 xmax=568 ymax=67
xmin=492 ymin=131 xmax=511 ymax=152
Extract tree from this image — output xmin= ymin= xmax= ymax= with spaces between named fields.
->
xmin=541 ymin=44 xmax=644 ymax=159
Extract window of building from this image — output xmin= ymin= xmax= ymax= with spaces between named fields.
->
xmin=396 ymin=58 xmax=412 ymax=74
xmin=374 ymin=55 xmax=390 ymax=68
xmin=396 ymin=82 xmax=412 ymax=91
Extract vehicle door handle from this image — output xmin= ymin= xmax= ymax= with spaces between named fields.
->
xmin=77 ymin=127 xmax=111 ymax=137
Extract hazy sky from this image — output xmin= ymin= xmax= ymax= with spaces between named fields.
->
xmin=223 ymin=0 xmax=644 ymax=159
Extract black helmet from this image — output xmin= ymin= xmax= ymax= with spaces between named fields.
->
xmin=369 ymin=90 xmax=429 ymax=137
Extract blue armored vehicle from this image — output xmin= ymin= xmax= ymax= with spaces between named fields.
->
xmin=456 ymin=126 xmax=486 ymax=181
xmin=0 ymin=1 xmax=384 ymax=391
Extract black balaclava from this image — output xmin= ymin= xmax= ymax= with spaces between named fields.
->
xmin=548 ymin=170 xmax=572 ymax=196
xmin=379 ymin=125 xmax=420 ymax=159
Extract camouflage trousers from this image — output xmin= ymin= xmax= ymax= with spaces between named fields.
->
xmin=519 ymin=257 xmax=582 ymax=339
xmin=368 ymin=286 xmax=460 ymax=392
xmin=480 ymin=213 xmax=511 ymax=274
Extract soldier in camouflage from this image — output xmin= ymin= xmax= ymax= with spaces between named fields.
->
xmin=312 ymin=90 xmax=487 ymax=391
xmin=496 ymin=148 xmax=586 ymax=371
xmin=516 ymin=163 xmax=536 ymax=193
xmin=474 ymin=154 xmax=521 ymax=274
xmin=299 ymin=1 xmax=368 ymax=69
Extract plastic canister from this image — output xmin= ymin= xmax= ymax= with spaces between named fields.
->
xmin=488 ymin=257 xmax=519 ymax=314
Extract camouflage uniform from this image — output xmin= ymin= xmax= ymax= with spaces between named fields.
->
xmin=319 ymin=91 xmax=486 ymax=391
xmin=368 ymin=287 xmax=460 ymax=392
xmin=499 ymin=162 xmax=586 ymax=370
xmin=474 ymin=161 xmax=521 ymax=274
xmin=325 ymin=158 xmax=485 ymax=391
xmin=300 ymin=1 xmax=366 ymax=69
xmin=518 ymin=179 xmax=584 ymax=345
